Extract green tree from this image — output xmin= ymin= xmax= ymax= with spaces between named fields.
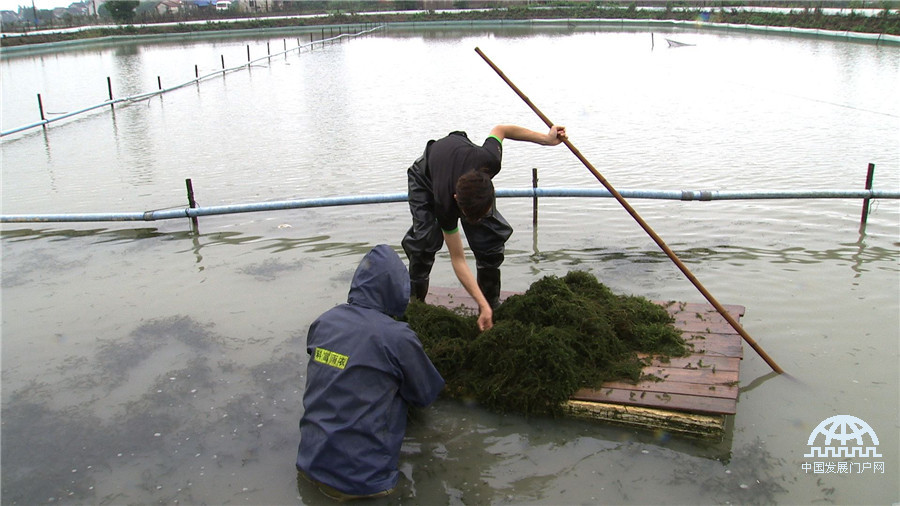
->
xmin=104 ymin=1 xmax=140 ymax=24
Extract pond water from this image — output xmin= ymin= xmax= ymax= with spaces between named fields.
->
xmin=1 ymin=22 xmax=898 ymax=505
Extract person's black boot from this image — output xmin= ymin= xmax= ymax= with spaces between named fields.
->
xmin=477 ymin=268 xmax=501 ymax=309
xmin=410 ymin=278 xmax=429 ymax=303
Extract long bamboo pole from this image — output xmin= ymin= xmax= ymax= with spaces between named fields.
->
xmin=475 ymin=47 xmax=784 ymax=374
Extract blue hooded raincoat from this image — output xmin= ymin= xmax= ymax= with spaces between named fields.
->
xmin=296 ymin=245 xmax=445 ymax=496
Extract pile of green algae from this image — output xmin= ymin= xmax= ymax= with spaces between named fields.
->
xmin=403 ymin=271 xmax=688 ymax=416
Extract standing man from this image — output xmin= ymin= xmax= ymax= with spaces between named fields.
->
xmin=297 ymin=244 xmax=445 ymax=500
xmin=402 ymin=124 xmax=567 ymax=331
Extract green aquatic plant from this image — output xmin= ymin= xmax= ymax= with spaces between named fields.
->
xmin=404 ymin=271 xmax=688 ymax=416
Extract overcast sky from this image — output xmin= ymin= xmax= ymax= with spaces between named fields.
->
xmin=1 ymin=0 xmax=78 ymax=12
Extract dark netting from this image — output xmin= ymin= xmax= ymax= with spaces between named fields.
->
xmin=403 ymin=271 xmax=688 ymax=416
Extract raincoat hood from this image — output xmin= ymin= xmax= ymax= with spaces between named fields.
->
xmin=347 ymin=245 xmax=410 ymax=318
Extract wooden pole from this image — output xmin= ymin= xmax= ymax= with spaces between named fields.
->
xmin=107 ymin=77 xmax=114 ymax=109
xmin=532 ymin=168 xmax=539 ymax=227
xmin=474 ymin=47 xmax=784 ymax=374
xmin=37 ymin=93 xmax=45 ymax=122
xmin=859 ymin=163 xmax=875 ymax=233
xmin=185 ymin=178 xmax=199 ymax=233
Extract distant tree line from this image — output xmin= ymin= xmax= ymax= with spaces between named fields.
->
xmin=2 ymin=1 xmax=898 ymax=46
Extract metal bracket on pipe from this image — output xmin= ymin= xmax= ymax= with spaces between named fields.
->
xmin=681 ymin=190 xmax=714 ymax=201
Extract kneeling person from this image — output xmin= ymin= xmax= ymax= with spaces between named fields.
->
xmin=296 ymin=244 xmax=445 ymax=500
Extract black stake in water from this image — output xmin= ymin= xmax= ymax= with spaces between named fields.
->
xmin=531 ymin=168 xmax=540 ymax=254
xmin=859 ymin=163 xmax=876 ymax=233
xmin=37 ymin=93 xmax=45 ymax=124
xmin=532 ymin=168 xmax=538 ymax=227
xmin=186 ymin=178 xmax=199 ymax=234
xmin=107 ymin=77 xmax=114 ymax=108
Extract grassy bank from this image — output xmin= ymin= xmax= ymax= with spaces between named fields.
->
xmin=2 ymin=3 xmax=899 ymax=48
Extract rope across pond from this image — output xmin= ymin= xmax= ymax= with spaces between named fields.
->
xmin=1 ymin=25 xmax=383 ymax=137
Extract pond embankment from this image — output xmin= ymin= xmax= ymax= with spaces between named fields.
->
xmin=2 ymin=3 xmax=899 ymax=49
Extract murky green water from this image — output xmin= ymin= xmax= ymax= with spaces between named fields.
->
xmin=2 ymin=23 xmax=898 ymax=505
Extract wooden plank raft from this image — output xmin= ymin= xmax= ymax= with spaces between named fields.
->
xmin=426 ymin=287 xmax=744 ymax=440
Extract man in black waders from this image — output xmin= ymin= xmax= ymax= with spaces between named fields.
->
xmin=402 ymin=124 xmax=567 ymax=331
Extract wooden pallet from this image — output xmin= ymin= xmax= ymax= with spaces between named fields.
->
xmin=426 ymin=287 xmax=744 ymax=440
